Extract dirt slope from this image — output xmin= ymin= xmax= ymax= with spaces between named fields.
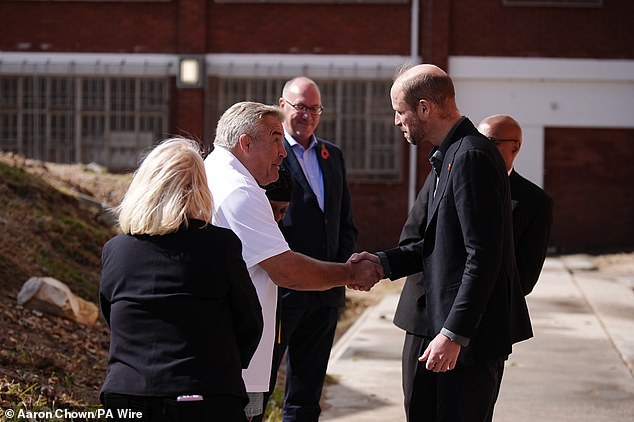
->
xmin=0 ymin=153 xmax=129 ymax=415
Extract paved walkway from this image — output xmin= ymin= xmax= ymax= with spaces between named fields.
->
xmin=321 ymin=256 xmax=634 ymax=421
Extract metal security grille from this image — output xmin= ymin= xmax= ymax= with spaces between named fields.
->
xmin=216 ymin=78 xmax=402 ymax=180
xmin=0 ymin=75 xmax=169 ymax=171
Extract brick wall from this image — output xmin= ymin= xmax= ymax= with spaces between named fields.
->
xmin=207 ymin=3 xmax=411 ymax=55
xmin=0 ymin=2 xmax=178 ymax=52
xmin=2 ymin=1 xmax=632 ymax=59
xmin=450 ymin=0 xmax=634 ymax=59
xmin=349 ymin=180 xmax=409 ymax=253
xmin=349 ymin=143 xmax=433 ymax=253
xmin=544 ymin=127 xmax=634 ymax=252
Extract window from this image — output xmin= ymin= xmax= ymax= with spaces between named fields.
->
xmin=0 ymin=75 xmax=169 ymax=170
xmin=503 ymin=0 xmax=602 ymax=6
xmin=215 ymin=78 xmax=402 ymax=180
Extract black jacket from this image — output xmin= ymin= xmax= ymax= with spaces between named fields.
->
xmin=384 ymin=118 xmax=532 ymax=365
xmin=278 ymin=138 xmax=357 ymax=307
xmin=99 ymin=220 xmax=262 ymax=402
xmin=510 ymin=169 xmax=553 ymax=295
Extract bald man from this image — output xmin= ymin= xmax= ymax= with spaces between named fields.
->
xmin=478 ymin=115 xmax=553 ymax=295
xmin=352 ymin=64 xmax=532 ymax=422
xmin=255 ymin=77 xmax=358 ymax=422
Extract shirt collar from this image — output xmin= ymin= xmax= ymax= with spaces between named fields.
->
xmin=428 ymin=117 xmax=468 ymax=176
xmin=285 ymin=131 xmax=318 ymax=151
xmin=212 ymin=146 xmax=259 ymax=185
xmin=438 ymin=117 xmax=467 ymax=156
xmin=429 ymin=147 xmax=444 ymax=177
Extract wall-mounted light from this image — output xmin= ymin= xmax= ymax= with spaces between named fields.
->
xmin=177 ymin=56 xmax=205 ymax=88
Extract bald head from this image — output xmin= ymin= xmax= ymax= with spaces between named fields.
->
xmin=280 ymin=76 xmax=323 ymax=147
xmin=477 ymin=114 xmax=522 ymax=172
xmin=393 ymin=64 xmax=457 ymax=115
xmin=396 ymin=64 xmax=447 ymax=79
xmin=390 ymin=63 xmax=462 ymax=146
xmin=282 ymin=77 xmax=321 ymax=99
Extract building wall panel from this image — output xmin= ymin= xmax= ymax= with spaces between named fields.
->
xmin=0 ymin=2 xmax=178 ymax=53
xmin=544 ymin=127 xmax=634 ymax=252
xmin=207 ymin=3 xmax=411 ymax=55
xmin=450 ymin=0 xmax=634 ymax=59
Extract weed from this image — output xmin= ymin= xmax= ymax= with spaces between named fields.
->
xmin=263 ymin=385 xmax=284 ymax=422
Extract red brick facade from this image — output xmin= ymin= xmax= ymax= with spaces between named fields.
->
xmin=1 ymin=0 xmax=632 ymax=252
xmin=450 ymin=1 xmax=634 ymax=59
xmin=545 ymin=127 xmax=634 ymax=252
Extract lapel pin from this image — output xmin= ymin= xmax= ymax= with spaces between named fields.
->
xmin=320 ymin=144 xmax=330 ymax=160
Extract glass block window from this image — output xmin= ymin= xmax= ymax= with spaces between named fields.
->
xmin=0 ymin=75 xmax=169 ymax=171
xmin=215 ymin=77 xmax=402 ymax=180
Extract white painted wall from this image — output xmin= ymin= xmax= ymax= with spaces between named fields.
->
xmin=449 ymin=56 xmax=634 ymax=187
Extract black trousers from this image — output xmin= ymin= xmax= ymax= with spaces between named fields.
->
xmin=102 ymin=393 xmax=248 ymax=422
xmin=402 ymin=333 xmax=506 ymax=422
xmin=254 ymin=303 xmax=339 ymax=422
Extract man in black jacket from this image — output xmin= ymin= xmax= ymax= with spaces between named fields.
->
xmin=257 ymin=77 xmax=357 ymax=422
xmin=389 ymin=113 xmax=553 ymax=421
xmin=478 ymin=114 xmax=553 ymax=295
xmin=351 ymin=64 xmax=532 ymax=422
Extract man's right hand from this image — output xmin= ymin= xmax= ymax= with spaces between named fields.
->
xmin=346 ymin=252 xmax=384 ymax=291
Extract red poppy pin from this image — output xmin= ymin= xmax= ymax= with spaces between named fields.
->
xmin=320 ymin=144 xmax=330 ymax=160
xmin=447 ymin=163 xmax=452 ymax=172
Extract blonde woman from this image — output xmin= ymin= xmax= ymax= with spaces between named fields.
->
xmin=99 ymin=137 xmax=262 ymax=421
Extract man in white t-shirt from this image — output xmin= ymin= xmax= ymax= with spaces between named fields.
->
xmin=205 ymin=101 xmax=381 ymax=419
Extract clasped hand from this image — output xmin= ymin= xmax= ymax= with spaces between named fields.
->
xmin=345 ymin=251 xmax=384 ymax=292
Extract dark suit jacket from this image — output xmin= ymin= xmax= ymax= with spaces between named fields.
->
xmin=392 ymin=173 xmax=434 ymax=337
xmin=393 ymin=169 xmax=553 ymax=336
xmin=99 ymin=221 xmax=263 ymax=401
xmin=279 ymin=138 xmax=358 ymax=308
xmin=510 ymin=169 xmax=553 ymax=295
xmin=384 ymin=118 xmax=532 ymax=365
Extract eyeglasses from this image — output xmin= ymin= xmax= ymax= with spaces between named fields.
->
xmin=283 ymin=99 xmax=324 ymax=116
xmin=488 ymin=137 xmax=519 ymax=145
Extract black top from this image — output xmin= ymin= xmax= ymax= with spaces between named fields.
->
xmin=510 ymin=169 xmax=553 ymax=295
xmin=99 ymin=220 xmax=263 ymax=402
xmin=384 ymin=118 xmax=532 ymax=365
xmin=279 ymin=138 xmax=358 ymax=308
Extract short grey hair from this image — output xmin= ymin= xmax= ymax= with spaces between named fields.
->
xmin=214 ymin=101 xmax=284 ymax=149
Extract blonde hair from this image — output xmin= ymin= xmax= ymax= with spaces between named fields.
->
xmin=214 ymin=101 xmax=284 ymax=149
xmin=117 ymin=137 xmax=212 ymax=235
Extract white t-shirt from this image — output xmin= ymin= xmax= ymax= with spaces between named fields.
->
xmin=205 ymin=146 xmax=290 ymax=392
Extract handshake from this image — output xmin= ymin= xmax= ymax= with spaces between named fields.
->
xmin=346 ymin=252 xmax=384 ymax=292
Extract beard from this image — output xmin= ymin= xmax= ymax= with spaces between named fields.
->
xmin=403 ymin=120 xmax=425 ymax=146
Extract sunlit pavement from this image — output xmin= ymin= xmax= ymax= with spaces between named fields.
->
xmin=322 ymin=256 xmax=634 ymax=422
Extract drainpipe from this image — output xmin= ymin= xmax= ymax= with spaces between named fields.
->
xmin=408 ymin=0 xmax=420 ymax=210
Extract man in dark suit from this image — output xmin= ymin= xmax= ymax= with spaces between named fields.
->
xmin=351 ymin=64 xmax=533 ymax=422
xmin=257 ymin=77 xmax=357 ymax=422
xmin=389 ymin=113 xmax=553 ymax=420
xmin=478 ymin=114 xmax=553 ymax=295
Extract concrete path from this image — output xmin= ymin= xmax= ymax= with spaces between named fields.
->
xmin=321 ymin=256 xmax=634 ymax=421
